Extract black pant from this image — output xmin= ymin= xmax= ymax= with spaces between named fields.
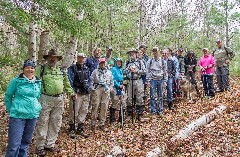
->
xmin=201 ymin=74 xmax=215 ymax=97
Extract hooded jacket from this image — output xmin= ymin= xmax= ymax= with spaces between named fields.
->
xmin=111 ymin=60 xmax=124 ymax=89
xmin=4 ymin=73 xmax=42 ymax=119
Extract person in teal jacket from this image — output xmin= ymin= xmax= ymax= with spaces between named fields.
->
xmin=109 ymin=58 xmax=127 ymax=123
xmin=4 ymin=59 xmax=42 ymax=157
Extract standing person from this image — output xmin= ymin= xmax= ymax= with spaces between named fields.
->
xmin=4 ymin=59 xmax=41 ymax=157
xmin=213 ymin=40 xmax=235 ymax=92
xmin=168 ymin=48 xmax=180 ymax=99
xmin=146 ymin=47 xmax=168 ymax=115
xmin=162 ymin=49 xmax=176 ymax=110
xmin=90 ymin=58 xmax=113 ymax=132
xmin=35 ymin=49 xmax=75 ymax=156
xmin=124 ymin=48 xmax=146 ymax=120
xmin=86 ymin=47 xmax=102 ymax=76
xmin=105 ymin=46 xmax=115 ymax=69
xmin=137 ymin=50 xmax=147 ymax=94
xmin=199 ymin=48 xmax=215 ymax=97
xmin=177 ymin=48 xmax=185 ymax=75
xmin=184 ymin=50 xmax=199 ymax=94
xmin=110 ymin=58 xmax=127 ymax=124
xmin=139 ymin=45 xmax=149 ymax=63
xmin=68 ymin=52 xmax=90 ymax=138
xmin=173 ymin=48 xmax=185 ymax=99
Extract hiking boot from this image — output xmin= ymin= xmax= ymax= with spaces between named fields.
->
xmin=216 ymin=88 xmax=224 ymax=93
xmin=69 ymin=124 xmax=75 ymax=132
xmin=69 ymin=130 xmax=76 ymax=139
xmin=99 ymin=125 xmax=105 ymax=131
xmin=36 ymin=148 xmax=46 ymax=157
xmin=91 ymin=125 xmax=96 ymax=134
xmin=76 ymin=123 xmax=89 ymax=138
xmin=168 ymin=102 xmax=173 ymax=110
xmin=109 ymin=107 xmax=116 ymax=124
xmin=44 ymin=146 xmax=60 ymax=153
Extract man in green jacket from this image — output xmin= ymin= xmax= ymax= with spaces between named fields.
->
xmin=214 ymin=40 xmax=235 ymax=92
xmin=35 ymin=49 xmax=75 ymax=156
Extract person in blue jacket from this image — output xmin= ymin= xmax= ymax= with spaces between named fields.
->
xmin=109 ymin=58 xmax=127 ymax=123
xmin=4 ymin=59 xmax=42 ymax=157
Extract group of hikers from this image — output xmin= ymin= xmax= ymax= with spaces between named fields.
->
xmin=3 ymin=39 xmax=235 ymax=157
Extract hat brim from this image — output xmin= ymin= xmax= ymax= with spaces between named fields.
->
xmin=43 ymin=55 xmax=63 ymax=60
xmin=127 ymin=50 xmax=138 ymax=54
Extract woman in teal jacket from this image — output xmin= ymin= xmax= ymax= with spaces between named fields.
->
xmin=109 ymin=58 xmax=127 ymax=123
xmin=4 ymin=59 xmax=42 ymax=157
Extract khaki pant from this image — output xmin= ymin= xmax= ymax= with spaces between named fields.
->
xmin=91 ymin=87 xmax=110 ymax=126
xmin=69 ymin=93 xmax=90 ymax=124
xmin=111 ymin=88 xmax=127 ymax=110
xmin=36 ymin=94 xmax=64 ymax=149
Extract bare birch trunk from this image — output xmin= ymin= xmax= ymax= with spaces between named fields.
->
xmin=62 ymin=36 xmax=78 ymax=69
xmin=28 ymin=21 xmax=37 ymax=61
xmin=38 ymin=30 xmax=50 ymax=64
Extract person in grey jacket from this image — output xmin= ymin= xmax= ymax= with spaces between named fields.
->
xmin=146 ymin=47 xmax=168 ymax=115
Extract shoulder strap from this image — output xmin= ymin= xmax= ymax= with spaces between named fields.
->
xmin=40 ymin=65 xmax=47 ymax=93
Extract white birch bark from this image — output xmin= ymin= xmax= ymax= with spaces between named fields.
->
xmin=38 ymin=30 xmax=50 ymax=64
xmin=28 ymin=20 xmax=37 ymax=61
xmin=62 ymin=36 xmax=77 ymax=69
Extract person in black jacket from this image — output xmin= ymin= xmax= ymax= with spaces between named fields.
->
xmin=184 ymin=50 xmax=199 ymax=94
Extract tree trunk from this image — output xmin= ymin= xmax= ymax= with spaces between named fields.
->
xmin=62 ymin=36 xmax=78 ymax=69
xmin=225 ymin=0 xmax=229 ymax=46
xmin=28 ymin=20 xmax=37 ymax=61
xmin=38 ymin=30 xmax=50 ymax=64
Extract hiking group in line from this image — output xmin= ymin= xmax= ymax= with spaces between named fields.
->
xmin=3 ymin=39 xmax=235 ymax=157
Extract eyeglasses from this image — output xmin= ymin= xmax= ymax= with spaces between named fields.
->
xmin=162 ymin=53 xmax=167 ymax=55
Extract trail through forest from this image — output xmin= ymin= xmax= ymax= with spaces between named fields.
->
xmin=0 ymin=77 xmax=239 ymax=157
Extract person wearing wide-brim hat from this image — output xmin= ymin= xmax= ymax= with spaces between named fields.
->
xmin=35 ymin=49 xmax=75 ymax=156
xmin=43 ymin=49 xmax=63 ymax=61
xmin=123 ymin=47 xmax=146 ymax=121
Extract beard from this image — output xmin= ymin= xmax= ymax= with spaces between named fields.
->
xmin=48 ymin=60 xmax=57 ymax=67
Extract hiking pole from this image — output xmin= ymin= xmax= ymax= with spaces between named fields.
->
xmin=119 ymin=94 xmax=124 ymax=131
xmin=71 ymin=97 xmax=77 ymax=155
xmin=131 ymin=72 xmax=134 ymax=123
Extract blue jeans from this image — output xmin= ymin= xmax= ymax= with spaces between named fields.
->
xmin=150 ymin=79 xmax=163 ymax=113
xmin=5 ymin=117 xmax=37 ymax=157
xmin=167 ymin=78 xmax=173 ymax=103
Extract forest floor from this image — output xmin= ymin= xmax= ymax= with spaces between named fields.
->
xmin=0 ymin=77 xmax=239 ymax=157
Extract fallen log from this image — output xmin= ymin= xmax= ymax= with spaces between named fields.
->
xmin=146 ymin=104 xmax=227 ymax=157
xmin=106 ymin=145 xmax=126 ymax=157
xmin=171 ymin=104 xmax=227 ymax=141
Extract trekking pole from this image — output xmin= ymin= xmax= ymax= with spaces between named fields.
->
xmin=119 ymin=94 xmax=124 ymax=131
xmin=71 ymin=97 xmax=77 ymax=155
xmin=131 ymin=72 xmax=134 ymax=123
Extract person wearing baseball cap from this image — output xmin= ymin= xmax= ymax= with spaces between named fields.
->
xmin=67 ymin=52 xmax=90 ymax=138
xmin=90 ymin=57 xmax=113 ymax=132
xmin=105 ymin=46 xmax=115 ymax=69
xmin=213 ymin=39 xmax=235 ymax=92
xmin=199 ymin=48 xmax=215 ymax=98
xmin=139 ymin=44 xmax=149 ymax=62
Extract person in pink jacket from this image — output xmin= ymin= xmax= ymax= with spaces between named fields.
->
xmin=198 ymin=48 xmax=215 ymax=98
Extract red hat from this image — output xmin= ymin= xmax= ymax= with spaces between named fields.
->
xmin=99 ymin=58 xmax=106 ymax=63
